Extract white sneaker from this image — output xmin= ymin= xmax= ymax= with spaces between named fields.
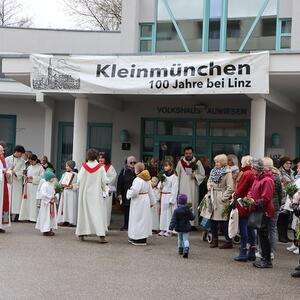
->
xmin=287 ymin=244 xmax=298 ymax=252
xmin=158 ymin=231 xmax=165 ymax=236
xmin=256 ymin=252 xmax=262 ymax=258
xmin=293 ymin=248 xmax=300 ymax=255
xmin=164 ymin=232 xmax=171 ymax=237
xmin=270 ymin=253 xmax=275 ymax=260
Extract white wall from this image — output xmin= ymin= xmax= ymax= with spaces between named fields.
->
xmin=0 ymin=28 xmax=122 ymax=54
xmin=0 ymin=97 xmax=45 ymax=157
xmin=265 ymin=107 xmax=296 ymax=158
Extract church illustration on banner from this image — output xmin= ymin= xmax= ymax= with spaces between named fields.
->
xmin=32 ymin=58 xmax=80 ymax=90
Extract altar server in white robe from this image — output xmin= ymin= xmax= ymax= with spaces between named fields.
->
xmin=36 ymin=171 xmax=57 ymax=236
xmin=76 ymin=149 xmax=108 ymax=243
xmin=159 ymin=160 xmax=178 ymax=237
xmin=127 ymin=162 xmax=156 ymax=246
xmin=176 ymin=146 xmax=205 ymax=227
xmin=150 ymin=176 xmax=160 ymax=233
xmin=99 ymin=153 xmax=117 ymax=228
xmin=57 ymin=160 xmax=78 ymax=226
xmin=5 ymin=145 xmax=26 ymax=220
xmin=0 ymin=145 xmax=10 ymax=232
xmin=19 ymin=154 xmax=44 ymax=222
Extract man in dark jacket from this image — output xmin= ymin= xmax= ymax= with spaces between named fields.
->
xmin=117 ymin=156 xmax=136 ymax=231
xmin=169 ymin=194 xmax=195 ymax=259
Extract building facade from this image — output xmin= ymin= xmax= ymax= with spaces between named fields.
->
xmin=0 ymin=0 xmax=300 ymax=175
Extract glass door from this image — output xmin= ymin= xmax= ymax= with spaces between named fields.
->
xmin=157 ymin=137 xmax=193 ymax=165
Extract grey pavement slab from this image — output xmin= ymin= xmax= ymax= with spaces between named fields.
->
xmin=0 ymin=222 xmax=299 ymax=300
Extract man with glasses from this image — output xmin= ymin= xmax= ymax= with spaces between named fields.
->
xmin=117 ymin=156 xmax=137 ymax=231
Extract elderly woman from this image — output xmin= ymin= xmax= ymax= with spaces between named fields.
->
xmin=202 ymin=154 xmax=234 ymax=249
xmin=233 ymin=155 xmax=256 ymax=262
xmin=278 ymin=157 xmax=294 ymax=243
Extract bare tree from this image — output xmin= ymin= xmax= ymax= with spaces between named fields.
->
xmin=0 ymin=0 xmax=32 ymax=27
xmin=64 ymin=0 xmax=122 ymax=31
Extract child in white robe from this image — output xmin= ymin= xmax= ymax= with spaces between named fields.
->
xmin=57 ymin=160 xmax=78 ymax=227
xmin=19 ymin=154 xmax=44 ymax=222
xmin=159 ymin=160 xmax=178 ymax=237
xmin=36 ymin=171 xmax=58 ymax=236
xmin=127 ymin=163 xmax=156 ymax=246
xmin=151 ymin=177 xmax=160 ymax=233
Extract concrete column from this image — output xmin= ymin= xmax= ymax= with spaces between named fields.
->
xmin=250 ymin=97 xmax=266 ymax=158
xmin=292 ymin=0 xmax=300 ymax=50
xmin=43 ymin=107 xmax=53 ymax=159
xmin=120 ymin=0 xmax=140 ymax=53
xmin=72 ymin=96 xmax=88 ymax=167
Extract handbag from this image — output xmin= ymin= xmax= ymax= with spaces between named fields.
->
xmin=228 ymin=208 xmax=239 ymax=238
xmin=248 ymin=200 xmax=268 ymax=230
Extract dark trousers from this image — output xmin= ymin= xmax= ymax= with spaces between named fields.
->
xmin=277 ymin=212 xmax=290 ymax=239
xmin=239 ymin=217 xmax=256 ymax=249
xmin=123 ymin=205 xmax=130 ymax=229
xmin=211 ymin=220 xmax=231 ymax=241
xmin=258 ymin=219 xmax=271 ymax=262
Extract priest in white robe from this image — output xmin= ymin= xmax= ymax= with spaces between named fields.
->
xmin=0 ymin=145 xmax=10 ymax=232
xmin=176 ymin=146 xmax=205 ymax=227
xmin=75 ymin=149 xmax=108 ymax=243
xmin=5 ymin=145 xmax=26 ymax=220
xmin=127 ymin=162 xmax=156 ymax=246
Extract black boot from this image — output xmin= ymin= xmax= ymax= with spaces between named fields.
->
xmin=13 ymin=214 xmax=20 ymax=222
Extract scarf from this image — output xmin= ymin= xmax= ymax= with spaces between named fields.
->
xmin=104 ymin=164 xmax=111 ymax=172
xmin=210 ymin=167 xmax=226 ymax=184
xmin=137 ymin=170 xmax=151 ymax=181
xmin=180 ymin=157 xmax=196 ymax=169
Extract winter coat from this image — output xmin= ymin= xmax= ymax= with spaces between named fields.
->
xmin=271 ymin=167 xmax=283 ymax=212
xmin=234 ymin=166 xmax=255 ymax=217
xmin=117 ymin=167 xmax=136 ymax=206
xmin=201 ymin=167 xmax=234 ymax=221
xmin=247 ymin=170 xmax=275 ymax=218
xmin=279 ymin=166 xmax=294 ymax=205
xmin=169 ymin=205 xmax=195 ymax=233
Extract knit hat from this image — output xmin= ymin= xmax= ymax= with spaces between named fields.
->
xmin=279 ymin=156 xmax=292 ymax=167
xmin=251 ymin=158 xmax=265 ymax=172
xmin=178 ymin=194 xmax=188 ymax=205
xmin=44 ymin=171 xmax=55 ymax=182
xmin=66 ymin=160 xmax=76 ymax=170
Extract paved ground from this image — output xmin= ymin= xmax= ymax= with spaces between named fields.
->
xmin=0 ymin=216 xmax=299 ymax=300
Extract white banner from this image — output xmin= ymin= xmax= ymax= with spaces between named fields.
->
xmin=30 ymin=52 xmax=269 ymax=95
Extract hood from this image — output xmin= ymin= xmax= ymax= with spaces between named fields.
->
xmin=270 ymin=166 xmax=280 ymax=176
xmin=137 ymin=170 xmax=151 ymax=181
xmin=257 ymin=170 xmax=274 ymax=180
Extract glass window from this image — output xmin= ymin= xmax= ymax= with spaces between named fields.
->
xmin=89 ymin=125 xmax=112 ymax=157
xmin=144 ymin=138 xmax=154 ymax=152
xmin=0 ymin=116 xmax=16 ymax=156
xmin=281 ymin=19 xmax=292 ymax=34
xmin=157 ymin=0 xmax=204 ymax=52
xmin=140 ymin=40 xmax=152 ymax=52
xmin=196 ymin=121 xmax=207 ymax=136
xmin=196 ymin=139 xmax=206 ymax=154
xmin=58 ymin=124 xmax=74 ymax=173
xmin=140 ymin=24 xmax=153 ymax=38
xmin=209 ymin=0 xmax=222 ymax=51
xmin=210 ymin=121 xmax=248 ymax=137
xmin=227 ymin=0 xmax=277 ymax=51
xmin=144 ymin=120 xmax=155 ymax=135
xmin=158 ymin=120 xmax=193 ymax=136
xmin=212 ymin=143 xmax=244 ymax=158
xmin=280 ymin=36 xmax=291 ymax=49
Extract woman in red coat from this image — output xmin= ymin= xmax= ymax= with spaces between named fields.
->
xmin=247 ymin=158 xmax=275 ymax=269
xmin=233 ymin=155 xmax=255 ymax=262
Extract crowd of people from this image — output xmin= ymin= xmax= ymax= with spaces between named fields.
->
xmin=0 ymin=144 xmax=299 ymax=277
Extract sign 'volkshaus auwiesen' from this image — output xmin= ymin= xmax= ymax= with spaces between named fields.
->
xmin=30 ymin=51 xmax=269 ymax=95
